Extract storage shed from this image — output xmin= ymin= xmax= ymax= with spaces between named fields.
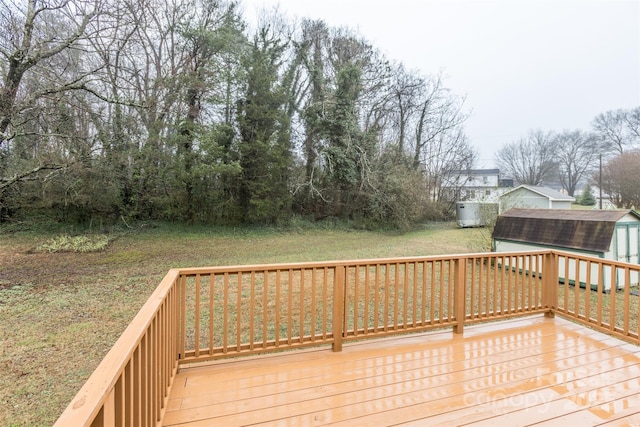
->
xmin=498 ymin=185 xmax=575 ymax=213
xmin=455 ymin=201 xmax=498 ymax=228
xmin=492 ymin=208 xmax=640 ymax=290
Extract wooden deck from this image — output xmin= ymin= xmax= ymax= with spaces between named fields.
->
xmin=164 ymin=316 xmax=640 ymax=426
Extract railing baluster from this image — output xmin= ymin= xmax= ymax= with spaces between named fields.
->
xmin=194 ymin=275 xmax=200 ymax=358
xmin=411 ymin=261 xmax=420 ymax=328
xmin=394 ymin=263 xmax=400 ymax=329
xmin=374 ymin=264 xmax=380 ymax=332
xmin=402 ymin=262 xmax=409 ymax=329
xmin=288 ymin=269 xmax=293 ymax=345
xmin=470 ymin=258 xmax=477 ymax=319
xmin=585 ymin=260 xmax=592 ymax=322
xmin=236 ymin=273 xmax=242 ymax=352
xmin=364 ymin=265 xmax=370 ymax=334
xmin=352 ymin=266 xmax=358 ymax=336
xmin=262 ymin=270 xmax=269 ymax=348
xmin=299 ymin=268 xmax=305 ymax=343
xmin=421 ymin=261 xmax=428 ymax=325
xmin=448 ymin=260 xmax=454 ymax=321
xmin=596 ymin=262 xmax=603 ymax=325
xmin=311 ymin=268 xmax=317 ymax=340
xmin=438 ymin=261 xmax=445 ymax=323
xmin=526 ymin=255 xmax=532 ymax=310
xmin=384 ymin=264 xmax=390 ymax=332
xmin=574 ymin=257 xmax=581 ymax=316
xmin=609 ymin=264 xmax=616 ymax=331
xmin=508 ymin=256 xmax=514 ymax=313
xmin=249 ymin=271 xmax=255 ymax=350
xmin=263 ymin=270 xmax=268 ymax=348
xmin=223 ymin=273 xmax=229 ymax=353
xmin=275 ymin=270 xmax=281 ymax=346
xmin=322 ymin=267 xmax=328 ymax=339
xmin=209 ymin=274 xmax=215 ymax=355
xmin=180 ymin=275 xmax=186 ymax=360
xmin=624 ymin=267 xmax=631 ymax=335
xmin=332 ymin=266 xmax=345 ymax=352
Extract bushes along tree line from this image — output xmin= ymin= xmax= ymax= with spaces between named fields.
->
xmin=0 ymin=0 xmax=476 ymax=227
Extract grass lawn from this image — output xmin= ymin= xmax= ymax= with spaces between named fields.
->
xmin=0 ymin=221 xmax=492 ymax=426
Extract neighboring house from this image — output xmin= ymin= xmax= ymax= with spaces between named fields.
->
xmin=492 ymin=208 xmax=640 ymax=290
xmin=498 ymin=185 xmax=575 ymax=213
xmin=443 ymin=168 xmax=510 ymax=201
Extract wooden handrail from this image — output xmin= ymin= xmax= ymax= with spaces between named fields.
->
xmin=54 ymin=249 xmax=640 ymax=426
xmin=53 ymin=269 xmax=181 ymax=427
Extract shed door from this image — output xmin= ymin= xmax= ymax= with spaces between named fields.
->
xmin=628 ymin=224 xmax=639 ymax=264
xmin=615 ymin=224 xmax=640 ymax=264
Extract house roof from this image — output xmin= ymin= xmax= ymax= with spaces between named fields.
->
xmin=499 ymin=185 xmax=575 ymax=202
xmin=492 ymin=208 xmax=640 ymax=253
xmin=447 ymin=168 xmax=500 ymax=175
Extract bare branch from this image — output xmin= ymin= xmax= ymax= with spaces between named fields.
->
xmin=0 ymin=163 xmax=66 ymax=191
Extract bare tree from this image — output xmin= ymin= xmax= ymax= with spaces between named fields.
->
xmin=623 ymin=106 xmax=640 ymax=140
xmin=0 ymin=0 xmax=103 ymax=200
xmin=0 ymin=0 xmax=100 ymax=148
xmin=422 ymin=128 xmax=477 ymax=203
xmin=496 ymin=129 xmax=557 ymax=186
xmin=412 ymin=74 xmax=469 ymax=170
xmin=592 ymin=108 xmax=637 ymax=155
xmin=601 ymin=150 xmax=640 ymax=208
xmin=554 ymin=130 xmax=600 ymax=196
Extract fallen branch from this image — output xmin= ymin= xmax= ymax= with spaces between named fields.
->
xmin=0 ymin=163 xmax=66 ymax=191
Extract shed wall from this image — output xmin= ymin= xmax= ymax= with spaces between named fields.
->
xmin=551 ymin=201 xmax=572 ymax=210
xmin=499 ymin=188 xmax=549 ymax=212
xmin=493 ymin=240 xmax=617 ymax=290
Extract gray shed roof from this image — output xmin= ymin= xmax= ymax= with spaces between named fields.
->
xmin=492 ymin=208 xmax=640 ymax=253
xmin=499 ymin=185 xmax=576 ymax=201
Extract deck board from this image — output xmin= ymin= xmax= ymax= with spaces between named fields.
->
xmin=164 ymin=316 xmax=640 ymax=426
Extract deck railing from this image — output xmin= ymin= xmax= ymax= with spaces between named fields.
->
xmin=53 ymin=249 xmax=640 ymax=427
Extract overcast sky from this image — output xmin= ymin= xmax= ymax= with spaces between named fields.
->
xmin=241 ymin=0 xmax=640 ymax=167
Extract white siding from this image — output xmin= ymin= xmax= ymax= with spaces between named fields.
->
xmin=550 ymin=201 xmax=572 ymax=209
xmin=493 ymin=240 xmax=616 ymax=290
xmin=499 ymin=188 xmax=549 ymax=212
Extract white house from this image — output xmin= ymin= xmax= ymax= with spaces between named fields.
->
xmin=444 ymin=168 xmax=511 ymax=202
xmin=498 ymin=185 xmax=575 ymax=213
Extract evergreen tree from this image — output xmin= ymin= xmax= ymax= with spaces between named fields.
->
xmin=578 ymin=185 xmax=597 ymax=206
xmin=236 ymin=23 xmax=293 ymax=224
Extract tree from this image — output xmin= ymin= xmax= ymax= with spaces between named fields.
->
xmin=577 ymin=185 xmax=596 ymax=206
xmin=600 ymin=151 xmax=640 ymax=209
xmin=592 ymin=108 xmax=639 ymax=155
xmin=554 ymin=130 xmax=600 ymax=196
xmin=496 ymin=130 xmax=557 ymax=186
xmin=0 ymin=0 xmax=102 ymax=217
xmin=174 ymin=0 xmax=245 ymax=222
xmin=236 ymin=16 xmax=293 ymax=224
xmin=0 ymin=2 xmax=474 ymax=228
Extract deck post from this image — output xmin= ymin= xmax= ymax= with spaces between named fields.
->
xmin=542 ymin=252 xmax=558 ymax=318
xmin=453 ymin=258 xmax=466 ymax=334
xmin=332 ymin=265 xmax=345 ymax=351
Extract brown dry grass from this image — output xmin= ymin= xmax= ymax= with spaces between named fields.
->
xmin=0 ymin=222 xmax=489 ymax=426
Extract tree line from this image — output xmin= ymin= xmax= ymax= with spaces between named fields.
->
xmin=0 ymin=0 xmax=475 ymax=228
xmin=496 ymin=106 xmax=640 ymax=208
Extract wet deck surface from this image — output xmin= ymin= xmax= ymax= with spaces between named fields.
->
xmin=164 ymin=316 xmax=640 ymax=426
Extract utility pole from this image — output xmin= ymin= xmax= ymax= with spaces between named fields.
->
xmin=599 ymin=153 xmax=603 ymax=209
